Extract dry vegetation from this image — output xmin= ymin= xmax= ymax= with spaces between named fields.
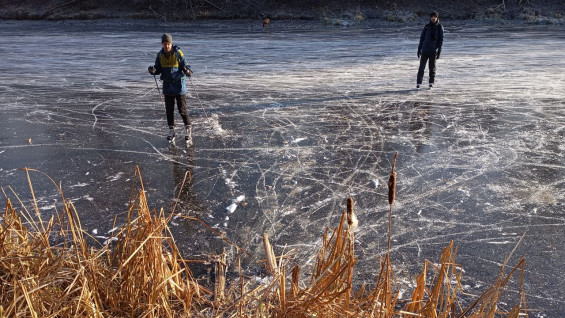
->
xmin=1 ymin=160 xmax=528 ymax=317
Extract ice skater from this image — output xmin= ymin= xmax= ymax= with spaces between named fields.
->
xmin=148 ymin=33 xmax=194 ymax=145
xmin=416 ymin=11 xmax=444 ymax=89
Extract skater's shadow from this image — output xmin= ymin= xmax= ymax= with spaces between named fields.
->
xmin=408 ymin=101 xmax=432 ymax=154
xmin=168 ymin=146 xmax=205 ymax=218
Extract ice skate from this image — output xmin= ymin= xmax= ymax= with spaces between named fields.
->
xmin=167 ymin=127 xmax=176 ymax=143
xmin=429 ymin=83 xmax=434 ymax=89
xmin=416 ymin=84 xmax=421 ymax=89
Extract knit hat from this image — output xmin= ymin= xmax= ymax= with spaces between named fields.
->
xmin=430 ymin=11 xmax=439 ymax=18
xmin=161 ymin=33 xmax=172 ymax=43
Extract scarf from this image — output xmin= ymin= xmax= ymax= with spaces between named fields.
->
xmin=429 ymin=20 xmax=439 ymax=41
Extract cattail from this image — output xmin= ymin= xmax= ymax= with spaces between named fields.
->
xmin=387 ymin=153 xmax=398 ymax=205
xmin=346 ymin=197 xmax=358 ymax=230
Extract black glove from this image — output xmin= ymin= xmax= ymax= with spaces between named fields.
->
xmin=436 ymin=51 xmax=441 ymax=59
xmin=148 ymin=66 xmax=157 ymax=75
xmin=183 ymin=66 xmax=193 ymax=77
xmin=417 ymin=49 xmax=421 ymax=58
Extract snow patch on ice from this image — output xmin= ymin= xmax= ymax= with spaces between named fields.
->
xmin=226 ymin=203 xmax=237 ymax=213
xmin=224 ymin=178 xmax=237 ymax=189
xmin=208 ymin=113 xmax=227 ymax=136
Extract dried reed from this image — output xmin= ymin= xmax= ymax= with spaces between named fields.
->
xmin=0 ymin=166 xmax=529 ymax=317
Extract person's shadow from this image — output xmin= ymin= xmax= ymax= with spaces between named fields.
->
xmin=168 ymin=146 xmax=202 ymax=216
xmin=408 ymin=101 xmax=432 ymax=153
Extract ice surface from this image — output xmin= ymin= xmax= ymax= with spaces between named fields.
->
xmin=0 ymin=20 xmax=564 ymax=314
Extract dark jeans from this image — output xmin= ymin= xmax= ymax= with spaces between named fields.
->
xmin=417 ymin=53 xmax=436 ymax=85
xmin=165 ymin=94 xmax=191 ymax=127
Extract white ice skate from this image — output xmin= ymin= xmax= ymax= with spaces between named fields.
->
xmin=167 ymin=128 xmax=176 ymax=143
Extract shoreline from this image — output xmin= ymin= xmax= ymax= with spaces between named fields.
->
xmin=2 ymin=4 xmax=564 ymax=26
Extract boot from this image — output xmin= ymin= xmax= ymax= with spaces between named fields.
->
xmin=185 ymin=125 xmax=193 ymax=146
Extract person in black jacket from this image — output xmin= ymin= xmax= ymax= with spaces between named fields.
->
xmin=417 ymin=12 xmax=444 ymax=89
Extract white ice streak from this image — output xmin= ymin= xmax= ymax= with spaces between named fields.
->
xmin=103 ymin=237 xmax=118 ymax=245
xmin=91 ymin=100 xmax=110 ymax=129
xmin=70 ymin=182 xmax=90 ymax=188
xmin=486 ymin=240 xmax=512 ymax=245
xmin=372 ymin=179 xmax=379 ymax=188
xmin=106 ymin=172 xmax=123 ymax=182
xmin=107 ymin=227 xmax=119 ymax=234
xmin=253 ymin=275 xmax=274 ymax=285
xmin=290 ymin=137 xmax=307 ymax=144
xmin=234 ymin=195 xmax=245 ymax=203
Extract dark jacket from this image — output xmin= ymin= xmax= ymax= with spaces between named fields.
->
xmin=418 ymin=21 xmax=444 ymax=55
xmin=153 ymin=45 xmax=188 ymax=95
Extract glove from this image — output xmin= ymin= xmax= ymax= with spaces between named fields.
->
xmin=148 ymin=66 xmax=157 ymax=75
xmin=417 ymin=49 xmax=421 ymax=58
xmin=436 ymin=51 xmax=441 ymax=59
xmin=183 ymin=66 xmax=193 ymax=77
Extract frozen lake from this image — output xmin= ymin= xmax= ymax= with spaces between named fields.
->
xmin=1 ymin=20 xmax=564 ymax=315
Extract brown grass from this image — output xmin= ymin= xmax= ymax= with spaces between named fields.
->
xmin=0 ymin=165 xmax=528 ymax=317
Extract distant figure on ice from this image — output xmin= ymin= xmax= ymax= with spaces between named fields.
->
xmin=148 ymin=33 xmax=194 ymax=145
xmin=260 ymin=14 xmax=271 ymax=31
xmin=416 ymin=11 xmax=444 ymax=89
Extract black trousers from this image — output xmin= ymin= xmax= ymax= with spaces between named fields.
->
xmin=417 ymin=53 xmax=436 ymax=85
xmin=165 ymin=94 xmax=191 ymax=127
